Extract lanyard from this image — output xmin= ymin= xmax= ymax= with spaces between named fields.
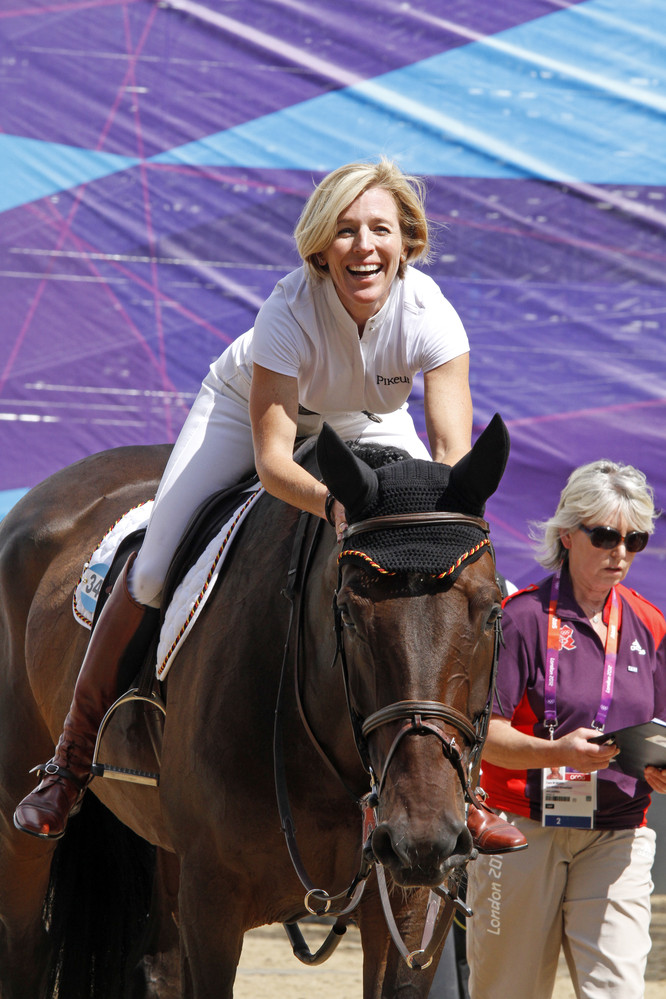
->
xmin=544 ymin=569 xmax=620 ymax=738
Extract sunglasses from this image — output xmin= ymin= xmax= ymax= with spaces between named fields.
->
xmin=578 ymin=524 xmax=649 ymax=553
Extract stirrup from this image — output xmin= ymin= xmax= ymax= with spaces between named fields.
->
xmin=90 ymin=688 xmax=166 ymax=787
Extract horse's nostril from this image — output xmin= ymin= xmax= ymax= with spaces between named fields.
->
xmin=455 ymin=823 xmax=474 ymax=859
xmin=371 ymin=824 xmax=408 ymax=868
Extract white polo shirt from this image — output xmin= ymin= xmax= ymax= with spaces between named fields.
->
xmin=210 ymin=265 xmax=468 ymax=423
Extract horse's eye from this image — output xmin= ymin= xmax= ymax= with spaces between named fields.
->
xmin=338 ymin=604 xmax=356 ymax=630
xmin=485 ymin=605 xmax=502 ymax=631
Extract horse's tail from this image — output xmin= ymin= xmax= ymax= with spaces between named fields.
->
xmin=43 ymin=791 xmax=156 ymax=999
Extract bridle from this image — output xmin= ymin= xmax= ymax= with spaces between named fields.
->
xmin=335 ymin=510 xmax=501 ymax=806
xmin=273 ymin=507 xmax=502 ymax=967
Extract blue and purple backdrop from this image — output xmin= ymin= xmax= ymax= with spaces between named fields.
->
xmin=2 ymin=0 xmax=665 ymax=608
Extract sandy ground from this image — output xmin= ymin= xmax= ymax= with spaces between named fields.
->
xmin=232 ymin=896 xmax=666 ymax=998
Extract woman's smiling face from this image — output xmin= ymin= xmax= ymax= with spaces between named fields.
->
xmin=319 ymin=187 xmax=407 ymax=329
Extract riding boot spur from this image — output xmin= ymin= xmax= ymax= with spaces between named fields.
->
xmin=467 ymin=797 xmax=528 ymax=854
xmin=13 ymin=552 xmax=157 ymax=840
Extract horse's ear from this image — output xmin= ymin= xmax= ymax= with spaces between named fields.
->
xmin=445 ymin=413 xmax=510 ymax=515
xmin=316 ymin=423 xmax=378 ymax=517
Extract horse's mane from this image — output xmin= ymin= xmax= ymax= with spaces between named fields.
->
xmin=347 ymin=441 xmax=411 ymax=470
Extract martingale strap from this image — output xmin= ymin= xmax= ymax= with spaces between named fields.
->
xmin=273 ymin=511 xmax=372 ymax=928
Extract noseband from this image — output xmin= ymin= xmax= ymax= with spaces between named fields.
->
xmin=335 ymin=510 xmax=500 ymax=805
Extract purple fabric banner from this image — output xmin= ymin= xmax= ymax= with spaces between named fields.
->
xmin=1 ymin=0 xmax=664 ymax=609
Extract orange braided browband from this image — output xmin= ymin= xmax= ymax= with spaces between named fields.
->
xmin=338 ymin=550 xmax=396 ymax=575
xmin=338 ymin=538 xmax=491 ymax=579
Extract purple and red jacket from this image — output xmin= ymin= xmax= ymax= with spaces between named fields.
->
xmin=482 ymin=566 xmax=666 ymax=829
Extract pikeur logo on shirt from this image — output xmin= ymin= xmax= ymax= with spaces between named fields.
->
xmin=376 ymin=374 xmax=411 ymax=386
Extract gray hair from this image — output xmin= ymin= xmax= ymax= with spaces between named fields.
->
xmin=294 ymin=157 xmax=431 ymax=280
xmin=530 ymin=459 xmax=657 ymax=570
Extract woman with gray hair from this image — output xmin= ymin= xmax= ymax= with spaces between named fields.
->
xmin=533 ymin=459 xmax=657 ymax=570
xmin=16 ymin=157 xmax=519 ymax=855
xmin=466 ymin=458 xmax=666 ymax=999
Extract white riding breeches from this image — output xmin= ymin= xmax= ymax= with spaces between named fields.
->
xmin=129 ymin=368 xmax=430 ymax=607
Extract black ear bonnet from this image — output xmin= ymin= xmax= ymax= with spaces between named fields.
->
xmin=315 ymin=414 xmax=510 ymax=579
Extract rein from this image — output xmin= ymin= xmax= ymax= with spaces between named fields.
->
xmin=273 ymin=513 xmax=371 ymax=926
xmin=273 ymin=506 xmax=500 ymax=969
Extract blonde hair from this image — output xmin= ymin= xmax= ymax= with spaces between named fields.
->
xmin=294 ymin=158 xmax=430 ymax=280
xmin=530 ymin=459 xmax=657 ymax=570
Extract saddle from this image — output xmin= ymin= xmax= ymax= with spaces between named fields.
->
xmin=97 ymin=471 xmax=259 ymax=621
xmin=99 ymin=437 xmax=320 ymax=626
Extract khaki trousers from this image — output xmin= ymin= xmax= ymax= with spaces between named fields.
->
xmin=466 ymin=813 xmax=655 ymax=999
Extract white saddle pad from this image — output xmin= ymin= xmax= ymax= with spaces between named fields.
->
xmin=155 ymin=486 xmax=263 ymax=678
xmin=72 ymin=502 xmax=153 ymax=628
xmin=72 ymin=486 xmax=264 ymax=679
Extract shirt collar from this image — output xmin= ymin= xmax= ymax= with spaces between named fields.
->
xmin=322 ymin=273 xmax=400 ymax=336
xmin=554 ymin=564 xmax=622 ymax=628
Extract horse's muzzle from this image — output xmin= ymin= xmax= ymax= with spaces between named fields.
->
xmin=370 ymin=819 xmax=473 ymax=888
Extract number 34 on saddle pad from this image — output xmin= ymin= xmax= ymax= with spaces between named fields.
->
xmin=541 ymin=767 xmax=597 ymax=828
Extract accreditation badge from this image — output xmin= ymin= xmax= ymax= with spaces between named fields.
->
xmin=541 ymin=767 xmax=597 ymax=828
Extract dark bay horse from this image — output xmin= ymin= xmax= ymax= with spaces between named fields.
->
xmin=0 ymin=415 xmax=509 ymax=999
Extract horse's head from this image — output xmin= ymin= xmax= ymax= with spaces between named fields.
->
xmin=316 ymin=414 xmax=510 ymax=887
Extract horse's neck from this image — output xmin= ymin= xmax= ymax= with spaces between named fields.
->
xmin=297 ymin=541 xmax=364 ymax=784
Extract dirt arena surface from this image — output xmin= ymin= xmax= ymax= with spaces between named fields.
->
xmin=233 ymin=895 xmax=666 ymax=998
